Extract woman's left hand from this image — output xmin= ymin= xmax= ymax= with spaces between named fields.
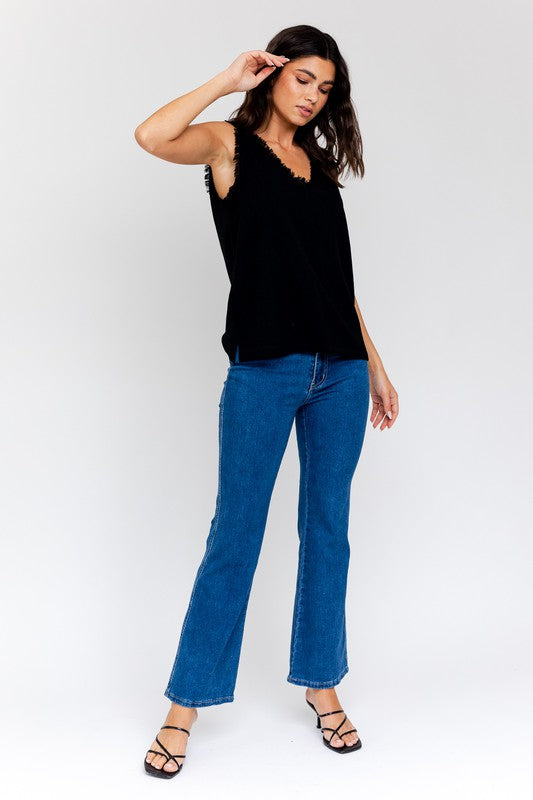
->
xmin=368 ymin=363 xmax=399 ymax=430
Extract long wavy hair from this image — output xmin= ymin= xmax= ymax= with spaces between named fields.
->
xmin=228 ymin=25 xmax=365 ymax=187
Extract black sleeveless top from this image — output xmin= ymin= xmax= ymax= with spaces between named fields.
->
xmin=203 ymin=119 xmax=368 ymax=363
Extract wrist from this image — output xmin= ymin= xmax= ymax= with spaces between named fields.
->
xmin=210 ymin=70 xmax=238 ymax=98
xmin=368 ymin=355 xmax=382 ymax=374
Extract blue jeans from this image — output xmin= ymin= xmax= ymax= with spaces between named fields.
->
xmin=164 ymin=348 xmax=370 ymax=707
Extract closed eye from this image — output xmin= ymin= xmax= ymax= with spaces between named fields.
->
xmin=296 ymin=77 xmax=330 ymax=95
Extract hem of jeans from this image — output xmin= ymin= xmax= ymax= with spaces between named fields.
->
xmin=286 ymin=665 xmax=349 ymax=688
xmin=164 ymin=688 xmax=234 ymax=707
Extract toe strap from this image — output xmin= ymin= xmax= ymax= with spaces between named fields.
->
xmin=146 ymin=748 xmax=186 ymax=762
xmin=321 ymin=714 xmax=359 ymax=741
xmin=154 ymin=735 xmax=187 ymax=766
xmin=148 ymin=748 xmax=187 ymax=760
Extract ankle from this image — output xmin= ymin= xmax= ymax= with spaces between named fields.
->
xmin=307 ymin=687 xmax=336 ymax=697
xmin=167 ymin=702 xmax=198 ymax=719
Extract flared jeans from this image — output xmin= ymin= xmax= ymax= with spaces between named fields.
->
xmin=164 ymin=348 xmax=370 ymax=707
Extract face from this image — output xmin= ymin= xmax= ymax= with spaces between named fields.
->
xmin=271 ymin=55 xmax=335 ymax=125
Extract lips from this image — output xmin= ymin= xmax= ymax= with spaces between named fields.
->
xmin=297 ymin=106 xmax=312 ymax=116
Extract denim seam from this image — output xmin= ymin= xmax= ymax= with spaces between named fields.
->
xmin=164 ymin=689 xmax=234 ymax=706
xmin=287 ymin=663 xmax=349 ymax=688
xmin=314 ymin=355 xmax=329 ymax=389
xmin=165 ymin=377 xmax=229 ymax=696
xmin=303 ymin=355 xmax=318 ymax=402
xmin=289 ymin=404 xmax=310 ymax=674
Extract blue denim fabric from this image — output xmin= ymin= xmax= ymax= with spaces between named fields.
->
xmin=164 ymin=348 xmax=370 ymax=707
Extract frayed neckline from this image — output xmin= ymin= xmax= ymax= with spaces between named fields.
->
xmin=249 ymin=131 xmax=312 ymax=184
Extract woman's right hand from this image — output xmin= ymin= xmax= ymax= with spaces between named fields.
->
xmin=223 ymin=51 xmax=290 ymax=93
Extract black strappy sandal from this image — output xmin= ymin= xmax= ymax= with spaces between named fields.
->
xmin=144 ymin=724 xmax=190 ymax=778
xmin=306 ymin=698 xmax=362 ymax=754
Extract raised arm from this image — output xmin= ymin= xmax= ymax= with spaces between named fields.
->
xmin=133 ymin=50 xmax=289 ymax=167
xmin=134 ymin=72 xmax=234 ymax=167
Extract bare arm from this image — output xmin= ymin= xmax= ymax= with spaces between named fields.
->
xmin=133 ymin=50 xmax=289 ymax=167
xmin=134 ymin=72 xmax=235 ymax=166
xmin=354 ymin=293 xmax=382 ymax=373
xmin=354 ymin=292 xmax=399 ymax=429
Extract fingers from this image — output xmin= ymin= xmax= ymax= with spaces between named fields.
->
xmin=384 ymin=393 xmax=399 ymax=427
xmin=370 ymin=395 xmax=398 ymax=429
xmin=250 ymin=50 xmax=290 ymax=68
xmin=388 ymin=395 xmax=399 ymax=425
xmin=245 ymin=51 xmax=290 ymax=87
xmin=370 ymin=401 xmax=386 ymax=429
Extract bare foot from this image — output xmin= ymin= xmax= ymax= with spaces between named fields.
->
xmin=306 ymin=687 xmax=360 ymax=748
xmin=145 ymin=702 xmax=199 ymax=774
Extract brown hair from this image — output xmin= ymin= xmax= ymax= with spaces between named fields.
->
xmin=229 ymin=25 xmax=365 ymax=187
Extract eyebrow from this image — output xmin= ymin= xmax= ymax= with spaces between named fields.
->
xmin=294 ymin=67 xmax=335 ymax=86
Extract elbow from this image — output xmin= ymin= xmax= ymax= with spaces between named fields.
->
xmin=134 ymin=125 xmax=157 ymax=152
xmin=134 ymin=125 xmax=146 ymax=147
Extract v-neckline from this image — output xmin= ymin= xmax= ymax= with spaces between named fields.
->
xmin=250 ymin=131 xmax=313 ymax=185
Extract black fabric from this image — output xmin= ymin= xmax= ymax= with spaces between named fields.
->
xmin=203 ymin=119 xmax=369 ymax=363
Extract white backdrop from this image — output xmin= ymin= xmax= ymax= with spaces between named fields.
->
xmin=1 ymin=1 xmax=531 ymax=797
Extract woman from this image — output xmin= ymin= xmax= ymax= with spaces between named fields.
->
xmin=135 ymin=24 xmax=399 ymax=778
